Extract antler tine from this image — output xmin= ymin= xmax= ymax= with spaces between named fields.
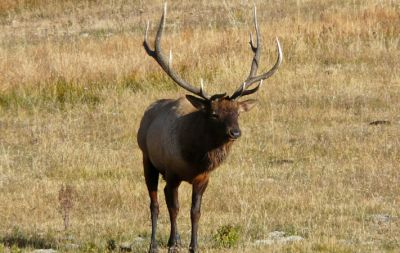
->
xmin=145 ymin=21 xmax=149 ymax=41
xmin=247 ymin=5 xmax=260 ymax=79
xmin=230 ymin=6 xmax=283 ymax=100
xmin=240 ymin=79 xmax=263 ymax=97
xmin=143 ymin=3 xmax=210 ymax=100
xmin=143 ymin=21 xmax=154 ymax=57
xmin=200 ymin=79 xmax=207 ymax=98
xmin=244 ymin=38 xmax=282 ymax=87
xmin=230 ymin=5 xmax=260 ymax=100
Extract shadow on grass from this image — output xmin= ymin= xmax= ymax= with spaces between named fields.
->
xmin=0 ymin=227 xmax=57 ymax=249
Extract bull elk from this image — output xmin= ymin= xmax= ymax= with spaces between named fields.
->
xmin=137 ymin=3 xmax=282 ymax=253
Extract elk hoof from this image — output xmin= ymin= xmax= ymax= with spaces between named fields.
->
xmin=168 ymin=233 xmax=182 ymax=248
xmin=189 ymin=246 xmax=197 ymax=253
xmin=168 ymin=245 xmax=180 ymax=253
xmin=175 ymin=233 xmax=182 ymax=247
xmin=148 ymin=243 xmax=158 ymax=253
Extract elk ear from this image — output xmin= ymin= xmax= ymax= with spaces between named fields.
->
xmin=186 ymin=95 xmax=208 ymax=110
xmin=239 ymin=99 xmax=257 ymax=112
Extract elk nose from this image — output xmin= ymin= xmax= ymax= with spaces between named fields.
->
xmin=228 ymin=129 xmax=241 ymax=139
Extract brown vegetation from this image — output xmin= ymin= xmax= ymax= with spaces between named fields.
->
xmin=0 ymin=0 xmax=399 ymax=252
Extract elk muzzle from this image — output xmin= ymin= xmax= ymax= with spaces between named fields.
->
xmin=228 ymin=128 xmax=241 ymax=140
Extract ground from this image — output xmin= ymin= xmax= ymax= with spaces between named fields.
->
xmin=0 ymin=0 xmax=399 ymax=252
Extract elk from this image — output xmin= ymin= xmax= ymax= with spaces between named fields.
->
xmin=137 ymin=3 xmax=282 ymax=253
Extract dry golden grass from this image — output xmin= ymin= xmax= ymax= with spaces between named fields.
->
xmin=0 ymin=0 xmax=399 ymax=252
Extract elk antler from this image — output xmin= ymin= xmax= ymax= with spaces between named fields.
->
xmin=143 ymin=3 xmax=210 ymax=100
xmin=230 ymin=6 xmax=283 ymax=100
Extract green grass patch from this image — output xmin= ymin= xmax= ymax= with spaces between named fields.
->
xmin=0 ymin=78 xmax=102 ymax=112
xmin=213 ymin=224 xmax=241 ymax=248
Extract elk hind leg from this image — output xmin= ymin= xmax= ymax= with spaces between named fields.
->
xmin=143 ymin=156 xmax=160 ymax=253
xmin=164 ymin=176 xmax=182 ymax=252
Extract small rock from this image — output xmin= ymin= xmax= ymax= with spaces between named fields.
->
xmin=268 ymin=231 xmax=286 ymax=239
xmin=371 ymin=214 xmax=391 ymax=224
xmin=119 ymin=242 xmax=132 ymax=252
xmin=32 ymin=250 xmax=57 ymax=253
xmin=282 ymin=235 xmax=304 ymax=243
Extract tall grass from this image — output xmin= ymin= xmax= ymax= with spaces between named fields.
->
xmin=0 ymin=0 xmax=399 ymax=252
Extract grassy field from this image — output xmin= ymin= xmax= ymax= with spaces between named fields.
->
xmin=0 ymin=0 xmax=399 ymax=252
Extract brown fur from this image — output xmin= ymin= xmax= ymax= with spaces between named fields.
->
xmin=137 ymin=96 xmax=255 ymax=253
xmin=137 ymin=96 xmax=247 ymax=182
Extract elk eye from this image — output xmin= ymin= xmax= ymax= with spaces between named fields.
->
xmin=210 ymin=112 xmax=219 ymax=119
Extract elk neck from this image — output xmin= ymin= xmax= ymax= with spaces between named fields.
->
xmin=177 ymin=110 xmax=234 ymax=172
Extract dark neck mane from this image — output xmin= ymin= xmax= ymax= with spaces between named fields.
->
xmin=178 ymin=111 xmax=233 ymax=172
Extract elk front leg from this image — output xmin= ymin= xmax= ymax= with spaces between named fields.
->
xmin=164 ymin=178 xmax=182 ymax=253
xmin=143 ymin=156 xmax=160 ymax=253
xmin=189 ymin=178 xmax=209 ymax=253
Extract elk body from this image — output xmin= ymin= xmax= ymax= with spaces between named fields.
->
xmin=137 ymin=4 xmax=282 ymax=253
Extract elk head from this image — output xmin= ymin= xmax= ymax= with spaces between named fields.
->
xmin=143 ymin=3 xmax=282 ymax=141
